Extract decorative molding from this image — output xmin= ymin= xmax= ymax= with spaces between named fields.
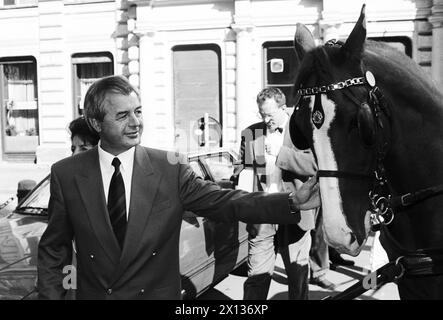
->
xmin=429 ymin=0 xmax=443 ymax=28
xmin=133 ymin=25 xmax=156 ymax=37
xmin=230 ymin=23 xmax=254 ymax=34
xmin=415 ymin=0 xmax=433 ymax=19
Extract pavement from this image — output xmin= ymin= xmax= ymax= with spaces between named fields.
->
xmin=199 ymin=233 xmax=400 ymax=300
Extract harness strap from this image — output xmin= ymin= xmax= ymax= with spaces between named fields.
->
xmin=326 ymin=249 xmax=443 ymax=300
xmin=381 ymin=224 xmax=443 ymax=276
xmin=390 ymin=184 xmax=443 ymax=208
xmin=402 ymin=251 xmax=443 ymax=276
xmin=324 ymin=260 xmax=404 ymax=300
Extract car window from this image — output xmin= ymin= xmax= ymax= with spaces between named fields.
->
xmin=205 ymin=153 xmax=234 ymax=181
xmin=189 ymin=159 xmax=204 ymax=178
xmin=16 ymin=175 xmax=50 ymax=215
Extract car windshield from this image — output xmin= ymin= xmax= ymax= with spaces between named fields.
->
xmin=15 ymin=175 xmax=50 ymax=216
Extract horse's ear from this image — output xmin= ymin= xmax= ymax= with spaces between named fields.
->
xmin=294 ymin=23 xmax=316 ymax=60
xmin=341 ymin=4 xmax=367 ymax=60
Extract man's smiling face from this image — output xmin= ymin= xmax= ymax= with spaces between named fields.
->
xmin=94 ymin=91 xmax=143 ymax=155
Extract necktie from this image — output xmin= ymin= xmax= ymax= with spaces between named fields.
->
xmin=108 ymin=157 xmax=127 ymax=249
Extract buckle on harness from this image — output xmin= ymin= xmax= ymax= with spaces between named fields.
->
xmin=394 ymin=256 xmax=405 ymax=280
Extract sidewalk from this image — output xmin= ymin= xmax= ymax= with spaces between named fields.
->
xmin=199 ymin=233 xmax=400 ymax=300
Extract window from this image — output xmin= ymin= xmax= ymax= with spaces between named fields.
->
xmin=172 ymin=44 xmax=222 ymax=152
xmin=0 ymin=56 xmax=39 ymax=158
xmin=204 ymin=152 xmax=234 ymax=182
xmin=189 ymin=160 xmax=204 ymax=179
xmin=72 ymin=52 xmax=114 ymax=117
xmin=263 ymin=41 xmax=298 ymax=106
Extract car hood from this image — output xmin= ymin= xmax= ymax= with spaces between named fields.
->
xmin=0 ymin=213 xmax=47 ymax=299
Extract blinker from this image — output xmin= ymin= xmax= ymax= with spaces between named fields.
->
xmin=293 ymin=91 xmax=302 ymax=110
xmin=312 ymin=94 xmax=325 ymax=129
xmin=358 ymin=102 xmax=376 ymax=146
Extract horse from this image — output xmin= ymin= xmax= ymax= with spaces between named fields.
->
xmin=289 ymin=4 xmax=443 ymax=299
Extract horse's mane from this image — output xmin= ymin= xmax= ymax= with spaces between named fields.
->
xmin=363 ymin=40 xmax=443 ymax=111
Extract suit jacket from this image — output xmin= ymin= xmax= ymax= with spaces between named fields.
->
xmin=37 ymin=145 xmax=301 ymax=300
xmin=232 ymin=120 xmax=317 ymax=246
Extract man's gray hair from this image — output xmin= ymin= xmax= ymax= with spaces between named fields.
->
xmin=83 ymin=75 xmax=140 ymax=131
xmin=256 ymin=87 xmax=286 ymax=108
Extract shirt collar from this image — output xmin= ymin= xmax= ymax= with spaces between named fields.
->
xmin=281 ymin=113 xmax=289 ymax=131
xmin=98 ymin=142 xmax=135 ymax=172
xmin=269 ymin=113 xmax=289 ymax=134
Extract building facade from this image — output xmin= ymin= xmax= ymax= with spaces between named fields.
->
xmin=0 ymin=0 xmax=442 ymax=164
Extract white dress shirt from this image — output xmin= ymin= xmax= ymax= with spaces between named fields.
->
xmin=98 ymin=143 xmax=135 ymax=218
xmin=264 ymin=114 xmax=289 ymax=193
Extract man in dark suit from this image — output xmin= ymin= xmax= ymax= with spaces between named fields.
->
xmin=37 ymin=75 xmax=320 ymax=300
xmin=232 ymin=88 xmax=317 ymax=300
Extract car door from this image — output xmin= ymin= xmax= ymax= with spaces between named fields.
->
xmin=198 ymin=152 xmax=248 ymax=280
xmin=179 ymin=152 xmax=248 ymax=298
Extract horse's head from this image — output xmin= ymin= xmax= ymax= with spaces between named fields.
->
xmin=290 ymin=5 xmax=388 ymax=256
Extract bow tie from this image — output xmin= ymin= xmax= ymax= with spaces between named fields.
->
xmin=275 ymin=127 xmax=283 ymax=134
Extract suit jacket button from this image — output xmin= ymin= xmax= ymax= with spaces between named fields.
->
xmin=90 ymin=254 xmax=94 ymax=259
xmin=152 ymin=251 xmax=157 ymax=256
xmin=107 ymin=288 xmax=112 ymax=295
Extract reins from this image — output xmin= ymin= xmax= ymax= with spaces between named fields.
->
xmin=323 ymin=256 xmax=405 ymax=300
xmin=325 ymin=226 xmax=443 ymax=300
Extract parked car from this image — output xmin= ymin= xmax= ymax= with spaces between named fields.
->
xmin=0 ymin=149 xmax=248 ymax=299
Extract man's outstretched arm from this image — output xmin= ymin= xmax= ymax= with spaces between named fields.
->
xmin=179 ymin=161 xmax=320 ymax=224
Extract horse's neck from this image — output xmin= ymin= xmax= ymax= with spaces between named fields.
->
xmin=382 ymin=86 xmax=443 ymax=250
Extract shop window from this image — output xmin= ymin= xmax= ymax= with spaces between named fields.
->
xmin=72 ymin=52 xmax=114 ymax=117
xmin=0 ymin=56 xmax=39 ymax=158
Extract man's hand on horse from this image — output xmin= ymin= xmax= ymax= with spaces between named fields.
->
xmin=291 ymin=176 xmax=320 ymax=210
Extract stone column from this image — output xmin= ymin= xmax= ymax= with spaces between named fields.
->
xmin=36 ymin=0 xmax=67 ymax=164
xmin=231 ymin=24 xmax=255 ymax=140
xmin=429 ymin=0 xmax=443 ymax=87
xmin=127 ymin=5 xmax=139 ymax=88
xmin=137 ymin=30 xmax=156 ymax=147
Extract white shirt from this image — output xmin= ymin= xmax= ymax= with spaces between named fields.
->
xmin=264 ymin=114 xmax=288 ymax=193
xmin=98 ymin=143 xmax=135 ymax=218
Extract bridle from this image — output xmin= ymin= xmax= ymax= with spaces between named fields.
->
xmin=295 ymin=54 xmax=443 ymax=299
xmin=295 ymin=69 xmax=395 ymax=230
xmin=296 ymin=70 xmax=443 ymax=230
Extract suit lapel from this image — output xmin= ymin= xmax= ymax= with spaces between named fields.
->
xmin=75 ymin=147 xmax=121 ymax=265
xmin=110 ymin=145 xmax=162 ymax=285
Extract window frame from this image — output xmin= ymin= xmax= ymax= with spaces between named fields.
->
xmin=0 ymin=55 xmax=39 ymax=159
xmin=71 ymin=52 xmax=114 ymax=118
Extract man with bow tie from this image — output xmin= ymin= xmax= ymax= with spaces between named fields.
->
xmin=232 ymin=87 xmax=317 ymax=300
